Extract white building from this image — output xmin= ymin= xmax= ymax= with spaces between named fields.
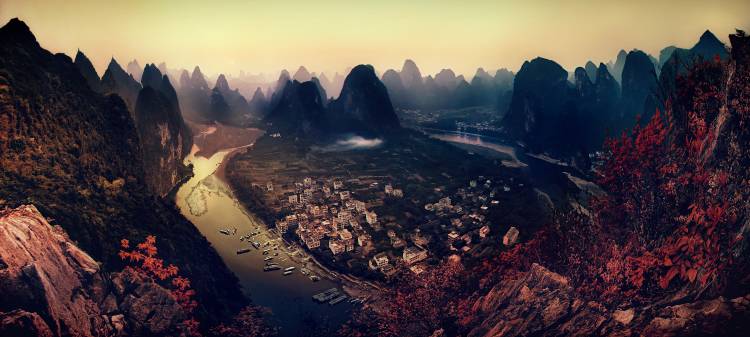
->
xmin=403 ymin=246 xmax=428 ymax=265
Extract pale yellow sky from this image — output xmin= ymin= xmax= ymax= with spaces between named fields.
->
xmin=1 ymin=0 xmax=748 ymax=78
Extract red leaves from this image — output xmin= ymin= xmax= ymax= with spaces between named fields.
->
xmin=119 ymin=236 xmax=201 ymax=336
xmin=583 ymin=68 xmax=736 ymax=298
xmin=209 ymin=306 xmax=275 ymax=337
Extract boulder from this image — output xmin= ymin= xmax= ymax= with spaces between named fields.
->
xmin=503 ymin=226 xmax=520 ymax=246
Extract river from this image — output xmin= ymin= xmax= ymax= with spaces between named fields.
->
xmin=424 ymin=128 xmax=599 ymax=206
xmin=174 ymin=139 xmax=353 ymax=336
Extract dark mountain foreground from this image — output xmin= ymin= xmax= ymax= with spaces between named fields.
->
xmin=0 ymin=18 xmax=246 ymax=332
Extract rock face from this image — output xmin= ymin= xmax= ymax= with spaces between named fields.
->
xmin=0 ymin=205 xmax=187 ymax=337
xmin=467 ymin=264 xmax=750 ymax=337
xmin=135 ymin=64 xmax=193 ymax=196
xmin=101 ymin=58 xmax=142 ymax=112
xmin=0 ymin=18 xmax=245 ymax=324
xmin=328 ymin=64 xmax=400 ymax=134
xmin=74 ymin=50 xmax=101 ymax=92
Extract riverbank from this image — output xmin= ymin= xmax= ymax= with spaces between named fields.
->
xmin=189 ymin=121 xmax=265 ymax=158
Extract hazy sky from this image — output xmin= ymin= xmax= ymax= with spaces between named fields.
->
xmin=2 ymin=0 xmax=749 ymax=79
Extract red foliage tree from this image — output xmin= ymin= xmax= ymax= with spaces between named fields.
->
xmin=209 ymin=306 xmax=276 ymax=337
xmin=119 ymin=236 xmax=201 ymax=336
xmin=339 ymin=258 xmax=465 ymax=337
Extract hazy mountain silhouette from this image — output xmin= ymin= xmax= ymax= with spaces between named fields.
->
xmin=265 ymin=65 xmax=399 ymax=138
xmin=100 ymin=58 xmax=142 ymax=112
xmin=176 ymin=66 xmax=211 ymax=121
xmin=692 ymin=30 xmax=729 ymax=60
xmin=584 ymin=61 xmax=598 ymax=83
xmin=265 ymin=80 xmax=327 ymax=136
xmin=248 ymin=86 xmax=268 ymax=115
xmin=74 ymin=50 xmax=101 ymax=92
xmin=501 ymin=57 xmax=580 ymax=155
xmin=620 ymin=50 xmax=658 ymax=123
xmin=293 ymin=66 xmax=313 ymax=82
xmin=329 ymin=64 xmax=400 ymax=135
xmin=213 ymin=73 xmax=253 ymax=124
xmin=126 ymin=59 xmax=142 ymax=82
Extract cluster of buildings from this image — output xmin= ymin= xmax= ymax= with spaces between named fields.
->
xmin=422 ymin=176 xmax=519 ymax=254
xmin=269 ymin=177 xmax=427 ymax=277
xmin=265 ymin=173 xmax=521 ymax=280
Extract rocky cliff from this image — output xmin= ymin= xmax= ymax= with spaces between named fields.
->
xmin=135 ymin=64 xmax=193 ymax=196
xmin=0 ymin=205 xmax=188 ymax=337
xmin=466 ymin=264 xmax=750 ymax=337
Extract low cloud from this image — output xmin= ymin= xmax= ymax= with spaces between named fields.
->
xmin=316 ymin=135 xmax=384 ymax=152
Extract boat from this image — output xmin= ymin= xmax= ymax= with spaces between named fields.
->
xmin=312 ymin=288 xmax=340 ymax=302
xmin=219 ymin=229 xmax=231 ymax=235
xmin=283 ymin=270 xmax=293 ymax=276
xmin=329 ymin=294 xmax=348 ymax=305
xmin=309 ymin=275 xmax=320 ymax=282
xmin=263 ymin=265 xmax=281 ymax=272
xmin=284 ymin=266 xmax=296 ymax=272
xmin=236 ymin=248 xmax=251 ymax=254
xmin=264 ymin=256 xmax=273 ymax=261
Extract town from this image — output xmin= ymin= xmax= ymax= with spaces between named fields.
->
xmin=264 ymin=174 xmax=524 ymax=280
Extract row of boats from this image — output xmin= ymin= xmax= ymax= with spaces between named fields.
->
xmin=312 ymin=288 xmax=362 ymax=306
xmin=225 ymin=226 xmax=321 ymax=281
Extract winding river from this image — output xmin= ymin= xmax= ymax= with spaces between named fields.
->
xmin=174 ymin=138 xmax=352 ymax=336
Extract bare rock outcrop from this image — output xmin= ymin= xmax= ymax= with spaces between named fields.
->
xmin=0 ymin=205 xmax=186 ymax=337
xmin=468 ymin=263 xmax=750 ymax=337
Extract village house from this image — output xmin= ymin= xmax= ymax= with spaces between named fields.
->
xmin=403 ymin=246 xmax=428 ymax=265
xmin=369 ymin=252 xmax=389 ymax=270
xmin=329 ymin=240 xmax=345 ymax=255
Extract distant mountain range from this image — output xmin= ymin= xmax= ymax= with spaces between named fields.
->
xmin=381 ymin=60 xmax=515 ymax=112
